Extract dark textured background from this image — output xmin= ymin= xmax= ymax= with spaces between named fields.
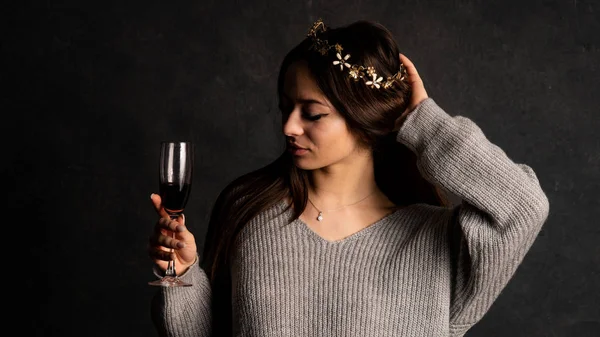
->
xmin=4 ymin=0 xmax=599 ymax=336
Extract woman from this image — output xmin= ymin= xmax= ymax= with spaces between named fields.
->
xmin=148 ymin=19 xmax=550 ymax=337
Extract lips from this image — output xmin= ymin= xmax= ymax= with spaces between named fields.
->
xmin=288 ymin=143 xmax=307 ymax=150
xmin=287 ymin=143 xmax=309 ymax=156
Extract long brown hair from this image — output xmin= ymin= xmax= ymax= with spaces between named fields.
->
xmin=200 ymin=20 xmax=450 ymax=335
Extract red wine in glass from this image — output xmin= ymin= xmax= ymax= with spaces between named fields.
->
xmin=159 ymin=182 xmax=192 ymax=215
xmin=149 ymin=141 xmax=194 ymax=287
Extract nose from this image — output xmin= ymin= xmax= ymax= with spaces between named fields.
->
xmin=282 ymin=108 xmax=304 ymax=138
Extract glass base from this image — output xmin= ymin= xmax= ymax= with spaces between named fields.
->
xmin=148 ymin=276 xmax=192 ymax=287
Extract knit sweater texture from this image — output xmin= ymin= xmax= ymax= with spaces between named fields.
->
xmin=151 ymin=98 xmax=550 ymax=337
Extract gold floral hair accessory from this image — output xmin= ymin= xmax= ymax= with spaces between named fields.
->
xmin=307 ymin=18 xmax=407 ymax=89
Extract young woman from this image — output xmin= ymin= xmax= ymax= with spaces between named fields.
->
xmin=148 ymin=19 xmax=550 ymax=337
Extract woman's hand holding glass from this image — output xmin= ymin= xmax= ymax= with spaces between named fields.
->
xmin=148 ymin=193 xmax=198 ymax=277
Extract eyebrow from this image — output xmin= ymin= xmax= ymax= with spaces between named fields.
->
xmin=280 ymin=93 xmax=329 ymax=107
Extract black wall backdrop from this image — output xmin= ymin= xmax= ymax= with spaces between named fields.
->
xmin=5 ymin=0 xmax=599 ymax=336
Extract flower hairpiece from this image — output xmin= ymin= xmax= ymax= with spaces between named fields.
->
xmin=307 ymin=18 xmax=407 ymax=89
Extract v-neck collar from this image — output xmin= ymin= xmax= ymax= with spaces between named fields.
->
xmin=278 ymin=200 xmax=406 ymax=245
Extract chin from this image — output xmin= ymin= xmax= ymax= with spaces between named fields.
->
xmin=292 ymin=157 xmax=338 ymax=171
xmin=291 ymin=157 xmax=315 ymax=170
xmin=288 ymin=150 xmax=347 ymax=171
xmin=289 ymin=156 xmax=319 ymax=170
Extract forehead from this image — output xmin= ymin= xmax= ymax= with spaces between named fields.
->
xmin=281 ymin=61 xmax=326 ymax=101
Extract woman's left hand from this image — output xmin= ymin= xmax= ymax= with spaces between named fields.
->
xmin=394 ymin=53 xmax=429 ymax=131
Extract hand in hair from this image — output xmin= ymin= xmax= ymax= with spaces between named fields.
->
xmin=394 ymin=53 xmax=429 ymax=131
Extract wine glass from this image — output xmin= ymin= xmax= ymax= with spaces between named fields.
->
xmin=148 ymin=141 xmax=194 ymax=287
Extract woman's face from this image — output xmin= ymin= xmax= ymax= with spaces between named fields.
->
xmin=280 ymin=61 xmax=365 ymax=170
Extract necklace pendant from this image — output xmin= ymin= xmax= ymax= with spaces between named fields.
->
xmin=316 ymin=212 xmax=323 ymax=221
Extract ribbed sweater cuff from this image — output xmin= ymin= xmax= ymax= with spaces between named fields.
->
xmin=396 ymin=97 xmax=450 ymax=153
xmin=152 ymin=254 xmax=201 ymax=284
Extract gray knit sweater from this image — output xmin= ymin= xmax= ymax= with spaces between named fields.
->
xmin=151 ymin=98 xmax=550 ymax=337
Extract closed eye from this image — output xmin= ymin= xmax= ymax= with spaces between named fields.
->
xmin=304 ymin=114 xmax=325 ymax=121
xmin=279 ymin=107 xmax=327 ymax=121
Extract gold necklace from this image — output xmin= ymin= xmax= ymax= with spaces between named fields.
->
xmin=307 ymin=190 xmax=377 ymax=221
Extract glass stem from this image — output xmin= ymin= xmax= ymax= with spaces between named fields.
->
xmin=165 ymin=214 xmax=179 ymax=277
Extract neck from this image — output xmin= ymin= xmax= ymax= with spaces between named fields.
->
xmin=308 ymin=149 xmax=379 ymax=209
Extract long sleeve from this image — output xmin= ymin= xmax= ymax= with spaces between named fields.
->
xmin=151 ymin=258 xmax=213 ymax=337
xmin=396 ymin=98 xmax=550 ymax=336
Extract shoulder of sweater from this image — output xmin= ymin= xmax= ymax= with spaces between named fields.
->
xmin=400 ymin=202 xmax=455 ymax=223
